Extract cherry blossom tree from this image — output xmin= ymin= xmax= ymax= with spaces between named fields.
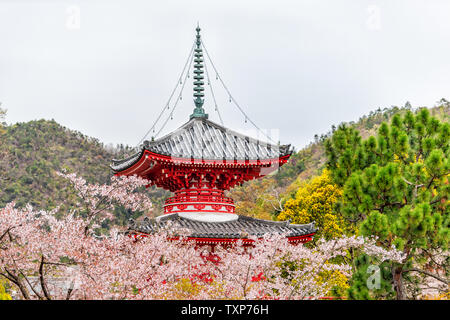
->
xmin=55 ymin=171 xmax=153 ymax=232
xmin=0 ymin=172 xmax=406 ymax=300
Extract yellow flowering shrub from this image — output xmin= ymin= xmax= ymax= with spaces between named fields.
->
xmin=278 ymin=169 xmax=354 ymax=240
xmin=171 ymin=278 xmax=203 ymax=298
xmin=162 ymin=277 xmax=240 ymax=300
xmin=422 ymin=291 xmax=450 ymax=300
xmin=0 ymin=280 xmax=12 ymax=300
xmin=315 ymin=269 xmax=350 ymax=297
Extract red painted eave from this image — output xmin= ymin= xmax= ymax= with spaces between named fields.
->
xmin=129 ymin=232 xmax=316 ymax=245
xmin=114 ymin=150 xmax=292 ymax=177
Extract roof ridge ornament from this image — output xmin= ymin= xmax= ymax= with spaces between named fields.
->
xmin=190 ymin=24 xmax=209 ymax=120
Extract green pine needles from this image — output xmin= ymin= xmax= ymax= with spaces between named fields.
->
xmin=325 ymin=108 xmax=449 ymax=299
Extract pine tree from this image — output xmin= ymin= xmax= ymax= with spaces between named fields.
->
xmin=324 ymin=108 xmax=449 ymax=299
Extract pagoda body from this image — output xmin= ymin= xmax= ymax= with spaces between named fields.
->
xmin=111 ymin=26 xmax=316 ymax=245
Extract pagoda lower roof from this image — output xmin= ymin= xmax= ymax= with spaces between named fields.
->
xmin=111 ymin=118 xmax=292 ymax=172
xmin=127 ymin=213 xmax=317 ymax=241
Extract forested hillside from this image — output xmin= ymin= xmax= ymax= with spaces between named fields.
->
xmin=0 ymin=100 xmax=448 ymax=223
xmin=0 ymin=118 xmax=170 ymax=224
xmin=0 ymin=119 xmax=112 ymax=207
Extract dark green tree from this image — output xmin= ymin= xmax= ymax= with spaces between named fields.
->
xmin=325 ymin=108 xmax=449 ymax=299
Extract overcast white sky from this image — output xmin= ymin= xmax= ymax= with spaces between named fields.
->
xmin=1 ymin=0 xmax=449 ymax=150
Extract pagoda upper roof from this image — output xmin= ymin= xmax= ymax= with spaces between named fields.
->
xmin=127 ymin=212 xmax=317 ymax=241
xmin=111 ymin=117 xmax=293 ymax=172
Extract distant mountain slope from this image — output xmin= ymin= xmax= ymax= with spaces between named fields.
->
xmin=0 ymin=119 xmax=170 ymax=222
xmin=0 ymin=119 xmax=111 ymax=208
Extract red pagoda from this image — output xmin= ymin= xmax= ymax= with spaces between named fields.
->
xmin=111 ymin=26 xmax=316 ymax=245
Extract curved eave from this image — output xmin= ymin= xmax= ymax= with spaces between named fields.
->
xmin=126 ymin=214 xmax=317 ymax=241
xmin=111 ymin=149 xmax=292 ymax=175
xmin=111 ymin=149 xmax=145 ymax=172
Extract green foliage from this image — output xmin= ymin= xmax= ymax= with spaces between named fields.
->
xmin=325 ymin=107 xmax=449 ymax=299
xmin=273 ymin=151 xmax=306 ymax=186
xmin=0 ymin=120 xmax=113 ymax=211
xmin=346 ymin=254 xmax=395 ymax=300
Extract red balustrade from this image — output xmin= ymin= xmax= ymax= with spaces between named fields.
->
xmin=165 ymin=188 xmax=234 ymax=206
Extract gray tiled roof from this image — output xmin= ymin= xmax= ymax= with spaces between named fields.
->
xmin=111 ymin=151 xmax=143 ymax=172
xmin=111 ymin=118 xmax=292 ymax=172
xmin=128 ymin=213 xmax=317 ymax=239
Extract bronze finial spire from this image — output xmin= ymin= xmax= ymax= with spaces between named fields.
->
xmin=190 ymin=24 xmax=208 ymax=120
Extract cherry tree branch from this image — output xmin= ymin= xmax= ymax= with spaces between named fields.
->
xmin=39 ymin=256 xmax=52 ymax=300
xmin=403 ymin=268 xmax=449 ymax=285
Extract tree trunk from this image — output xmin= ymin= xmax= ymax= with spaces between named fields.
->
xmin=15 ymin=278 xmax=31 ymax=300
xmin=392 ymin=266 xmax=406 ymax=300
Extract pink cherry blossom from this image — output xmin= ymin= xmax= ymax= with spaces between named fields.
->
xmin=0 ymin=173 xmax=405 ymax=300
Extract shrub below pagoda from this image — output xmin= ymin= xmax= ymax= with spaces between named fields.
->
xmin=277 ymin=169 xmax=355 ymax=241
